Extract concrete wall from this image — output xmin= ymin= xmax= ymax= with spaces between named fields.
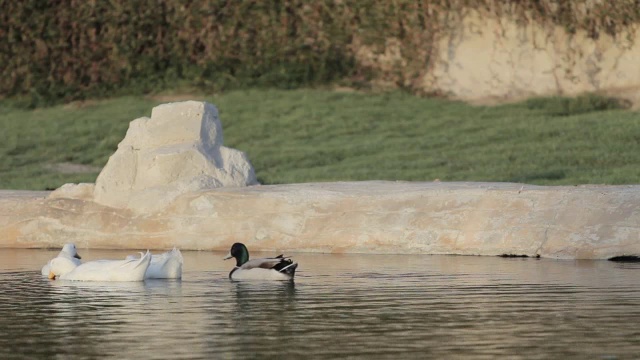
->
xmin=2 ymin=181 xmax=639 ymax=259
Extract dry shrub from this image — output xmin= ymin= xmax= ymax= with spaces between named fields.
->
xmin=1 ymin=0 xmax=638 ymax=105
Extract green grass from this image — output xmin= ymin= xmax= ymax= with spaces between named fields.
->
xmin=1 ymin=89 xmax=639 ymax=190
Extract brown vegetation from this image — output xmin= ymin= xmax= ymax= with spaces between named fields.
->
xmin=1 ymin=1 xmax=639 ymax=104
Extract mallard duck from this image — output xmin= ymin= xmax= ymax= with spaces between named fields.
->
xmin=223 ymin=242 xmax=298 ymax=281
xmin=48 ymin=250 xmax=151 ymax=282
xmin=41 ymin=243 xmax=82 ymax=276
xmin=126 ymin=248 xmax=183 ymax=279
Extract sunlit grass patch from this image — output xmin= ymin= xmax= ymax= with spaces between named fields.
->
xmin=1 ymin=90 xmax=639 ymax=190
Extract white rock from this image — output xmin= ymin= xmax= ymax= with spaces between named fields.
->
xmin=49 ymin=183 xmax=95 ymax=200
xmin=93 ymin=101 xmax=257 ymax=213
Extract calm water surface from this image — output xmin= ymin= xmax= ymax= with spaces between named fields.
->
xmin=0 ymin=249 xmax=639 ymax=359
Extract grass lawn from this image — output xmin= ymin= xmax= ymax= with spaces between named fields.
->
xmin=1 ymin=89 xmax=639 ymax=190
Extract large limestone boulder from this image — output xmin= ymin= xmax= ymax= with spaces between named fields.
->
xmin=93 ymin=101 xmax=258 ymax=213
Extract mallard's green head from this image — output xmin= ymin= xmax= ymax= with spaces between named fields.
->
xmin=223 ymin=243 xmax=249 ymax=267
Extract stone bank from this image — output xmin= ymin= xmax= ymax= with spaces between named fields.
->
xmin=0 ymin=101 xmax=638 ymax=259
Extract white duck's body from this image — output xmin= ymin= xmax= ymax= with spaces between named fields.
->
xmin=126 ymin=248 xmax=183 ymax=279
xmin=224 ymin=243 xmax=298 ymax=281
xmin=44 ymin=256 xmax=79 ymax=278
xmin=49 ymin=251 xmax=151 ymax=282
xmin=41 ymin=243 xmax=82 ymax=276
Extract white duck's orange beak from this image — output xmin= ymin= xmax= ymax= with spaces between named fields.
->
xmin=48 ymin=271 xmax=56 ymax=280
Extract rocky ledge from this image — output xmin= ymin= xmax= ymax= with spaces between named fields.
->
xmin=1 ymin=101 xmax=638 ymax=259
xmin=1 ymin=181 xmax=639 ymax=259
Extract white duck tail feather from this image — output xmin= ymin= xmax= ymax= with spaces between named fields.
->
xmin=125 ymin=251 xmax=151 ymax=269
xmin=146 ymin=248 xmax=183 ymax=279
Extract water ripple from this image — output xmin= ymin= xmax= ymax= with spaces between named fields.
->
xmin=1 ymin=251 xmax=639 ymax=358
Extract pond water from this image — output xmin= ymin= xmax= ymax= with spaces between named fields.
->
xmin=0 ymin=248 xmax=639 ymax=359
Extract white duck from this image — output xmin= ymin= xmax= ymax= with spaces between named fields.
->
xmin=126 ymin=248 xmax=183 ymax=279
xmin=41 ymin=243 xmax=82 ymax=276
xmin=48 ymin=250 xmax=151 ymax=282
xmin=223 ymin=243 xmax=298 ymax=281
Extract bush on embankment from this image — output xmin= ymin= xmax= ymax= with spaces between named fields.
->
xmin=2 ymin=0 xmax=640 ymax=106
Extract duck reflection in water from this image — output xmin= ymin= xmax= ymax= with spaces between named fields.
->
xmin=231 ymin=280 xmax=297 ymax=314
